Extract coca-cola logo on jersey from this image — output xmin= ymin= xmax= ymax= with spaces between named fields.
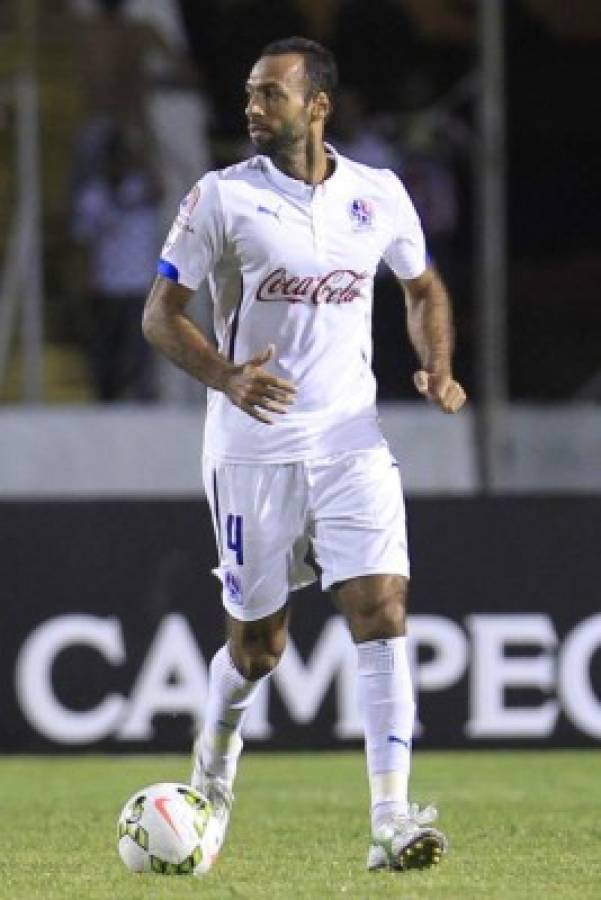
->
xmin=257 ymin=267 xmax=368 ymax=305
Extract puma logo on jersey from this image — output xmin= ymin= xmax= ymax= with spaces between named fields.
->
xmin=257 ymin=204 xmax=282 ymax=221
xmin=257 ymin=267 xmax=368 ymax=305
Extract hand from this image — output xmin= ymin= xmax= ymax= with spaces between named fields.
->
xmin=222 ymin=344 xmax=297 ymax=424
xmin=413 ymin=369 xmax=467 ymax=413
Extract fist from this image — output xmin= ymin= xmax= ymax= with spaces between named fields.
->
xmin=413 ymin=369 xmax=467 ymax=414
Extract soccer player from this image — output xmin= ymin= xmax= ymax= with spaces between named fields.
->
xmin=143 ymin=37 xmax=466 ymax=874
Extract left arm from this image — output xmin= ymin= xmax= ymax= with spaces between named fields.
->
xmin=401 ymin=267 xmax=467 ymax=414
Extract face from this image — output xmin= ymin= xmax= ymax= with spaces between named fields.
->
xmin=245 ymin=53 xmax=322 ymax=155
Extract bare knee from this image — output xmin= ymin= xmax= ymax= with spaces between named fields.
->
xmin=228 ymin=607 xmax=289 ymax=680
xmin=333 ymin=575 xmax=408 ymax=643
xmin=230 ymin=629 xmax=286 ymax=680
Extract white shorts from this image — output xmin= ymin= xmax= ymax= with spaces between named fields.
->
xmin=203 ymin=444 xmax=409 ymax=622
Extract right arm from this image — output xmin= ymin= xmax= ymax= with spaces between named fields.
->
xmin=143 ymin=275 xmax=231 ymax=390
xmin=142 ymin=275 xmax=296 ymax=424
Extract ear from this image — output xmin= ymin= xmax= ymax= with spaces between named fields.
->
xmin=311 ymin=91 xmax=331 ymax=123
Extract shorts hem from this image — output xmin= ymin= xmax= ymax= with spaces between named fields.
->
xmin=322 ymin=563 xmax=410 ymax=592
xmin=216 ymin=572 xmax=318 ymax=622
xmin=222 ymin=596 xmax=288 ymax=622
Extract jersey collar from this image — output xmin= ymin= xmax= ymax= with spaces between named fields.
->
xmin=259 ymin=143 xmax=341 ymax=199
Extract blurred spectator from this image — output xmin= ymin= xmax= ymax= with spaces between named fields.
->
xmin=400 ymin=128 xmax=459 ymax=269
xmin=69 ymin=0 xmax=187 ymax=190
xmin=391 ymin=63 xmax=471 ymax=267
xmin=330 ymin=0 xmax=419 ymax=113
xmin=177 ymin=0 xmax=310 ymax=143
xmin=329 ymin=87 xmax=399 ymax=170
xmin=64 ymin=0 xmax=211 ymax=403
xmin=72 ymin=126 xmax=159 ymax=401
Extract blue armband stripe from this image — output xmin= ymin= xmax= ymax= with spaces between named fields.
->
xmin=157 ymin=259 xmax=180 ymax=282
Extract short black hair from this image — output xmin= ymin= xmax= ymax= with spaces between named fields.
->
xmin=260 ymin=36 xmax=338 ymax=107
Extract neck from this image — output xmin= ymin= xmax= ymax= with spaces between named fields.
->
xmin=271 ymin=134 xmax=330 ymax=186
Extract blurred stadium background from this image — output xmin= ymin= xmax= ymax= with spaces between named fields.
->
xmin=1 ymin=0 xmax=600 ymax=762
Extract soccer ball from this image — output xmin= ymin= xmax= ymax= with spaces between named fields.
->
xmin=117 ymin=782 xmax=217 ymax=876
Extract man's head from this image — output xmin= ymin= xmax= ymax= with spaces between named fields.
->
xmin=246 ymin=37 xmax=338 ymax=156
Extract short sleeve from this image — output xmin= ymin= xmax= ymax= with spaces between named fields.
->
xmin=382 ymin=171 xmax=427 ymax=280
xmin=157 ymin=172 xmax=225 ymax=291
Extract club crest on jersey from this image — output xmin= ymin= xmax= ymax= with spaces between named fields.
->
xmin=349 ymin=197 xmax=375 ymax=231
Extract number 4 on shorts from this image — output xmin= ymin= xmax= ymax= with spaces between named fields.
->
xmin=226 ymin=514 xmax=243 ymax=565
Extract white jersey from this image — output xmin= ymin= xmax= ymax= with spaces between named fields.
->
xmin=158 ymin=145 xmax=427 ymax=462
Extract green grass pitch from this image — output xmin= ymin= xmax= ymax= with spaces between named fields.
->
xmin=0 ymin=751 xmax=599 ymax=899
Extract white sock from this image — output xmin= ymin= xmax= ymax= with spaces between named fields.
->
xmin=356 ymin=636 xmax=416 ymax=832
xmin=199 ymin=645 xmax=268 ymax=787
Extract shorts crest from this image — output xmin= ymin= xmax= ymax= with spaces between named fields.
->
xmin=224 ymin=569 xmax=243 ymax=605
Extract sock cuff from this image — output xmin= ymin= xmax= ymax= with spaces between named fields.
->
xmin=357 ymin=636 xmax=407 ymax=676
xmin=211 ymin=644 xmax=254 ymax=692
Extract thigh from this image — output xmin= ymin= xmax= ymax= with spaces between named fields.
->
xmin=310 ymin=445 xmax=409 ymax=591
xmin=203 ymin=458 xmax=313 ymax=622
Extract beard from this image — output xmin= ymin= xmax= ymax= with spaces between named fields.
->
xmin=249 ymin=129 xmax=278 ymax=155
xmin=249 ymin=121 xmax=304 ymax=158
